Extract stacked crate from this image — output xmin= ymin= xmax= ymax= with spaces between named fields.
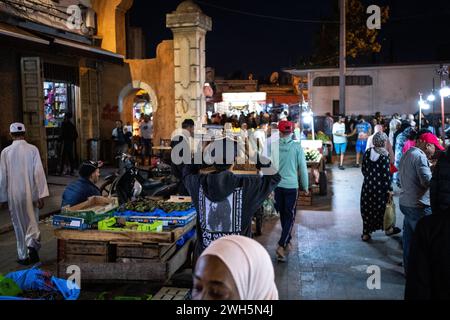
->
xmin=56 ymin=221 xmax=195 ymax=283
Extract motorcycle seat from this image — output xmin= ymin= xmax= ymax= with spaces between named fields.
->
xmin=143 ymin=179 xmax=164 ymax=190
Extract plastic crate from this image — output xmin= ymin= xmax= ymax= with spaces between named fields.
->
xmin=98 ymin=217 xmax=163 ymax=233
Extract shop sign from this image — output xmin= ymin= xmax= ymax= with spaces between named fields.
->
xmin=222 ymin=92 xmax=267 ymax=104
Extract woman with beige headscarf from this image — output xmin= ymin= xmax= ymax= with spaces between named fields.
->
xmin=360 ymin=132 xmax=401 ymax=241
xmin=366 ymin=125 xmax=395 ymax=164
xmin=192 ymin=235 xmax=279 ymax=300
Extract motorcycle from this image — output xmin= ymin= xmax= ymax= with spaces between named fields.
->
xmin=100 ymin=153 xmax=178 ymax=204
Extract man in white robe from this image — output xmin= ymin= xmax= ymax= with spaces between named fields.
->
xmin=0 ymin=123 xmax=49 ymax=265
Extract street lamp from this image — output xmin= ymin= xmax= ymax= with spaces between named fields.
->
xmin=427 ymin=93 xmax=436 ymax=102
xmin=418 ymin=93 xmax=431 ymax=130
xmin=440 ymin=86 xmax=450 ymax=98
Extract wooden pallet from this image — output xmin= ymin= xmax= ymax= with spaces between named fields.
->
xmin=54 ymin=220 xmax=196 ymax=244
xmin=152 ymin=287 xmax=190 ymax=300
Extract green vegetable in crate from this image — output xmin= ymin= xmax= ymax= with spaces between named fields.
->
xmin=119 ymin=199 xmax=192 ymax=213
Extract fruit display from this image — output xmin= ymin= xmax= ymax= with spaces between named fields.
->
xmin=119 ymin=198 xmax=192 ymax=214
xmin=307 ymin=131 xmax=330 ymax=143
xmin=305 ymin=149 xmax=321 ymax=162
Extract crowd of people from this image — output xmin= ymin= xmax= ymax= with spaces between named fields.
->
xmin=0 ymin=104 xmax=449 ymax=300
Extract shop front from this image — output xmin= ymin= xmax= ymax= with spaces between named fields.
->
xmin=43 ymin=64 xmax=80 ymax=175
xmin=214 ymin=92 xmax=267 ymax=116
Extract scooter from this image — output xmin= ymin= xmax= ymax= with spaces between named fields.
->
xmin=100 ymin=153 xmax=178 ymax=204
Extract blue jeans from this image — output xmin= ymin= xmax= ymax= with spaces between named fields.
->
xmin=400 ymin=205 xmax=432 ymax=273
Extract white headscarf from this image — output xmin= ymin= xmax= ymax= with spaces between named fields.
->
xmin=200 ymin=235 xmax=279 ymax=300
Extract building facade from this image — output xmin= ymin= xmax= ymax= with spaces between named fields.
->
xmin=285 ymin=63 xmax=447 ymax=116
xmin=0 ymin=0 xmax=210 ymax=171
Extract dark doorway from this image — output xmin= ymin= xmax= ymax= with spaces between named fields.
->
xmin=333 ymin=100 xmax=340 ymax=116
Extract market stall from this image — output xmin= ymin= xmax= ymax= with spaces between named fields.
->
xmin=53 ymin=196 xmax=196 ymax=283
xmin=299 ymin=140 xmax=328 ymax=206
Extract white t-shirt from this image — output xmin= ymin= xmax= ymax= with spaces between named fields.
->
xmin=332 ymin=122 xmax=347 ymax=144
xmin=140 ymin=121 xmax=153 ymax=139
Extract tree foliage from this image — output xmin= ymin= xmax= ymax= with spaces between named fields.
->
xmin=299 ymin=0 xmax=389 ymax=67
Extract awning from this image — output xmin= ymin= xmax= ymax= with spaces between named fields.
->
xmin=0 ymin=22 xmax=49 ymax=45
xmin=0 ymin=22 xmax=124 ymax=63
xmin=53 ymin=38 xmax=124 ymax=60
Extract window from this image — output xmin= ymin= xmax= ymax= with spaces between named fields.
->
xmin=313 ymin=75 xmax=373 ymax=87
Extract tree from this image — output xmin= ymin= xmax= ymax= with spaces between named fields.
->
xmin=304 ymin=0 xmax=389 ymax=67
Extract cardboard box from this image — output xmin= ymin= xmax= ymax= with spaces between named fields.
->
xmin=168 ymin=196 xmax=192 ymax=203
xmin=61 ymin=196 xmax=118 ymax=224
xmin=52 ymin=215 xmax=91 ymax=230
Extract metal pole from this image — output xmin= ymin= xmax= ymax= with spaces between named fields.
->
xmin=419 ymin=93 xmax=422 ymax=131
xmin=311 ymin=112 xmax=316 ymax=140
xmin=339 ymin=0 xmax=346 ymax=115
xmin=441 ymin=81 xmax=446 ymax=148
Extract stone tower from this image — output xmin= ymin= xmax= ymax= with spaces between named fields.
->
xmin=167 ymin=0 xmax=212 ymax=127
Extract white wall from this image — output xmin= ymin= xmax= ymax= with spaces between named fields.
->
xmin=309 ymin=64 xmax=443 ymax=116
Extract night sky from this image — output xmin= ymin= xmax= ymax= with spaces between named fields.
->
xmin=129 ymin=0 xmax=450 ymax=79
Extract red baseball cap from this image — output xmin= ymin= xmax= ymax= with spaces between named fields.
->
xmin=278 ymin=121 xmax=294 ymax=134
xmin=418 ymin=133 xmax=445 ymax=151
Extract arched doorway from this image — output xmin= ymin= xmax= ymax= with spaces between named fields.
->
xmin=117 ymin=81 xmax=158 ymax=164
xmin=118 ymin=80 xmax=158 ymax=134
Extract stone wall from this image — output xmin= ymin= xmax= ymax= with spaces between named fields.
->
xmin=92 ymin=0 xmax=133 ymax=56
xmin=98 ymin=40 xmax=175 ymax=161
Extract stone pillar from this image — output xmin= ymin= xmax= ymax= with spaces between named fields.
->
xmin=166 ymin=1 xmax=212 ymax=128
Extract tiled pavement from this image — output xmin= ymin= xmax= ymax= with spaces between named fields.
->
xmin=257 ymin=160 xmax=405 ymax=300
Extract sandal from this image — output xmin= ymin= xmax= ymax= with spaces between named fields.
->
xmin=361 ymin=234 xmax=371 ymax=242
xmin=385 ymin=227 xmax=401 ymax=236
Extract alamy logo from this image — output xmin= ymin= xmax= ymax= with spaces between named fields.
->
xmin=366 ymin=265 xmax=381 ymax=290
xmin=66 ymin=265 xmax=81 ymax=290
xmin=66 ymin=5 xmax=83 ymax=30
xmin=367 ymin=5 xmax=382 ymax=30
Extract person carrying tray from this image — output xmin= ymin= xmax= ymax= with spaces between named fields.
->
xmin=183 ymin=138 xmax=281 ymax=265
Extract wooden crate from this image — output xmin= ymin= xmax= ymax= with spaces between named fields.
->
xmin=115 ymin=242 xmax=178 ymax=262
xmin=57 ymin=240 xmax=112 ymax=264
xmin=297 ymin=193 xmax=313 ymax=208
xmin=57 ymin=238 xmax=193 ymax=282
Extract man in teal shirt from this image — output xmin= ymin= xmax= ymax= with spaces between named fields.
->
xmin=271 ymin=121 xmax=309 ymax=262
